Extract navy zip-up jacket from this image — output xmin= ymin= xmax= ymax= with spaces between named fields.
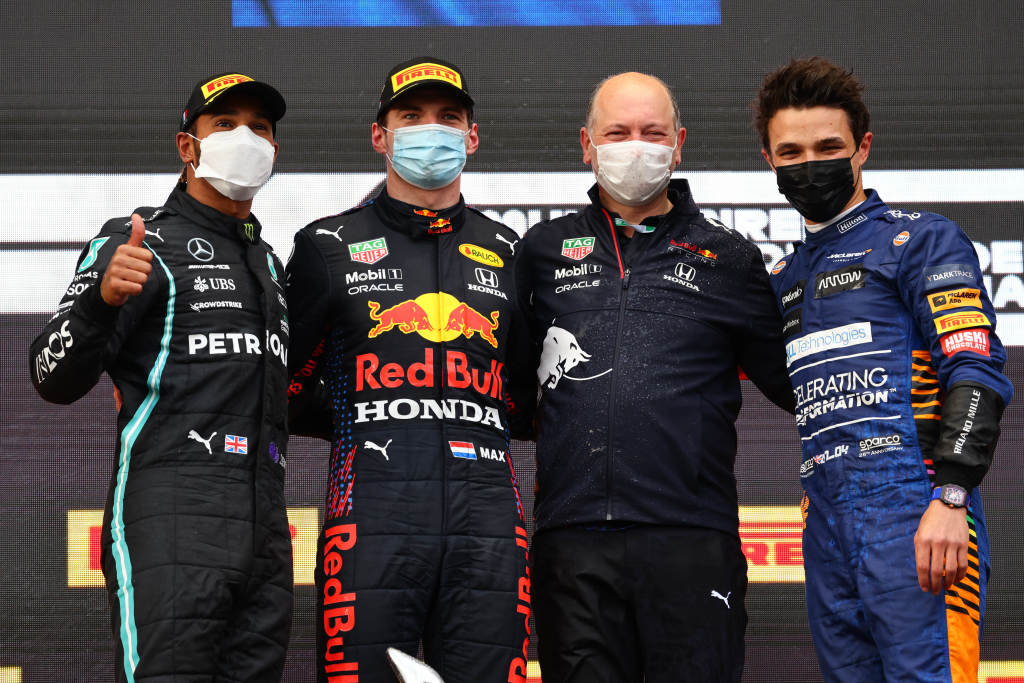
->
xmin=520 ymin=179 xmax=794 ymax=536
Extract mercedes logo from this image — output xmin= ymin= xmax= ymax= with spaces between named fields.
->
xmin=187 ymin=237 xmax=215 ymax=262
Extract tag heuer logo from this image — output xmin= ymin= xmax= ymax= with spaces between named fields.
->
xmin=349 ymin=237 xmax=389 ymax=265
xmin=561 ymin=237 xmax=595 ymax=261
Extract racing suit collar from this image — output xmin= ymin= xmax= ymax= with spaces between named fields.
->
xmin=373 ymin=189 xmax=467 ymax=239
xmin=165 ymin=186 xmax=264 ymax=244
xmin=587 ymin=177 xmax=701 ymax=227
xmin=802 ymin=189 xmax=888 ymax=247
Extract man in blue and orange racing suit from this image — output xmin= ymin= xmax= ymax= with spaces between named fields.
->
xmin=285 ymin=57 xmax=536 ymax=683
xmin=754 ymin=57 xmax=1013 ymax=682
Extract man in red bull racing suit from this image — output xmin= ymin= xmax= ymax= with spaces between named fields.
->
xmin=755 ymin=57 xmax=1013 ymax=681
xmin=29 ymin=73 xmax=293 ymax=681
xmin=285 ymin=57 xmax=536 ymax=683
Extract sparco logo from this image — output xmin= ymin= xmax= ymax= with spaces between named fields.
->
xmin=780 ymin=281 xmax=805 ymax=310
xmin=555 ymin=263 xmax=602 ymax=279
xmin=859 ymin=434 xmax=902 ymax=454
xmin=815 ymin=264 xmax=864 ymax=299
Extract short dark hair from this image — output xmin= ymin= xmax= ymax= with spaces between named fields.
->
xmin=753 ymin=57 xmax=870 ymax=152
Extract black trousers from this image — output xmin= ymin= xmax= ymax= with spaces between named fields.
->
xmin=532 ymin=524 xmax=747 ymax=683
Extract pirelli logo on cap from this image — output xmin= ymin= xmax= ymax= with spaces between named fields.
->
xmin=392 ymin=63 xmax=462 ymax=93
xmin=202 ymin=73 xmax=254 ymax=100
xmin=934 ymin=310 xmax=990 ymax=334
xmin=927 ymin=288 xmax=982 ymax=313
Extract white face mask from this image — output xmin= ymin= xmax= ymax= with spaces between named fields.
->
xmin=591 ymin=138 xmax=676 ymax=206
xmin=189 ymin=125 xmax=275 ymax=201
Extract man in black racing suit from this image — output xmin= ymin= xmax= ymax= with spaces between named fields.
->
xmin=29 ymin=73 xmax=293 ymax=681
xmin=286 ymin=57 xmax=536 ymax=683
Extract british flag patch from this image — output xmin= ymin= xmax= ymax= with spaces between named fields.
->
xmin=225 ymin=434 xmax=248 ymax=454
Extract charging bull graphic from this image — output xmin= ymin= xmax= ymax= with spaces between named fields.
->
xmin=538 ymin=325 xmax=611 ymax=389
xmin=445 ymin=302 xmax=499 ymax=348
xmin=368 ymin=300 xmax=433 ymax=337
xmin=367 ymin=293 xmax=500 ymax=347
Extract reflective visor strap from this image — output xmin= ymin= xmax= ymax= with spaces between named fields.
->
xmin=110 ymin=246 xmax=175 ymax=680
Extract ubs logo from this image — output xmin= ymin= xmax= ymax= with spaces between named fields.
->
xmin=187 ymin=237 xmax=215 ymax=262
xmin=475 ymin=267 xmax=499 ymax=288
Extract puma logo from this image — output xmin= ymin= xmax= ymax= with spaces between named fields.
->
xmin=711 ymin=590 xmax=731 ymax=609
xmin=364 ymin=439 xmax=392 ymax=460
xmin=188 ymin=429 xmax=217 ymax=454
xmin=495 ymin=233 xmax=518 ymax=255
xmin=315 ymin=225 xmax=345 ymax=243
xmin=145 ymin=227 xmax=164 ymax=242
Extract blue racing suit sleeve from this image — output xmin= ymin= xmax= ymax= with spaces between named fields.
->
xmin=896 ymin=215 xmax=1013 ymax=488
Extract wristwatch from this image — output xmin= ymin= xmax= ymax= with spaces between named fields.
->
xmin=931 ymin=484 xmax=969 ymax=509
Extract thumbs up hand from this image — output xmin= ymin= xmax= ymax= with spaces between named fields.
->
xmin=100 ymin=214 xmax=154 ymax=306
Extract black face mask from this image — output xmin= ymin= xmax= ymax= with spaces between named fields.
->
xmin=774 ymin=155 xmax=857 ymax=224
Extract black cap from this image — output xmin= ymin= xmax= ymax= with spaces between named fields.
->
xmin=180 ymin=72 xmax=286 ymax=132
xmin=377 ymin=57 xmax=474 ymax=121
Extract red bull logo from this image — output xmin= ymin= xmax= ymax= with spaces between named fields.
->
xmin=367 ymin=292 xmax=500 ymax=347
xmin=670 ymin=239 xmax=718 ymax=261
xmin=427 ymin=217 xmax=452 ymax=234
xmin=413 ymin=208 xmax=438 ymax=217
xmin=367 ymin=300 xmax=432 ymax=336
xmin=445 ymin=302 xmax=499 ymax=347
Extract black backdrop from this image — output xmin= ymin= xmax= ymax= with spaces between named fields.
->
xmin=1 ymin=2 xmax=1022 ymax=681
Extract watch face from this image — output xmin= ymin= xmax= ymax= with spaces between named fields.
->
xmin=942 ymin=486 xmax=967 ymax=507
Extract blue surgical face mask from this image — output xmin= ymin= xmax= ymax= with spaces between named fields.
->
xmin=384 ymin=123 xmax=469 ymax=190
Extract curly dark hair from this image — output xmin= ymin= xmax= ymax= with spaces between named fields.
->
xmin=753 ymin=57 xmax=870 ymax=152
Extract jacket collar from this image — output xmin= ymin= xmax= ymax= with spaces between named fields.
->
xmin=165 ymin=185 xmax=264 ymax=245
xmin=587 ymin=178 xmax=701 ymax=228
xmin=802 ymin=189 xmax=889 ymax=247
xmin=371 ymin=189 xmax=467 ymax=239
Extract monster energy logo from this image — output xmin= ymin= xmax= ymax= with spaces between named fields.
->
xmin=242 ymin=223 xmax=256 ymax=243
